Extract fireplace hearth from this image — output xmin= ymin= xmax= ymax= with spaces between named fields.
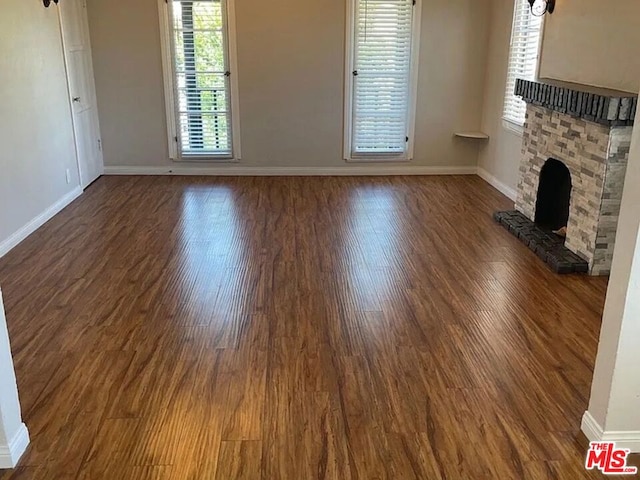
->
xmin=494 ymin=210 xmax=588 ymax=274
xmin=495 ymin=79 xmax=636 ymax=275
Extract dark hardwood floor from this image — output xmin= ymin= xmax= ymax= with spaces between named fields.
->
xmin=0 ymin=175 xmax=631 ymax=479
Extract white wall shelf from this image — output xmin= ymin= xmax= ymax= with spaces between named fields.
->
xmin=454 ymin=132 xmax=489 ymax=140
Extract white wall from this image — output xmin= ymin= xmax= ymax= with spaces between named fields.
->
xmin=477 ymin=0 xmax=521 ymax=199
xmin=478 ymin=0 xmax=640 ymax=196
xmin=0 ymin=289 xmax=29 ymax=468
xmin=539 ymin=0 xmax=640 ymax=93
xmin=582 ymin=91 xmax=640 ymax=452
xmin=0 ymin=0 xmax=81 ymax=253
xmin=86 ymin=0 xmax=491 ymax=171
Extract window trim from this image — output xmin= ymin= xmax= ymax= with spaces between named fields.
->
xmin=343 ymin=0 xmax=422 ymax=163
xmin=502 ymin=117 xmax=525 ymax=136
xmin=502 ymin=0 xmax=545 ymax=129
xmin=158 ymin=0 xmax=242 ymax=162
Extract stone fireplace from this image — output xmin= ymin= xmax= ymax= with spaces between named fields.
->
xmin=495 ymin=79 xmax=637 ymax=275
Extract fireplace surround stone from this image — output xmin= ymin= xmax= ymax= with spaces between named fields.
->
xmin=512 ymin=80 xmax=635 ymax=276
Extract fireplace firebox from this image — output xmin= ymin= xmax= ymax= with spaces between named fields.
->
xmin=534 ymin=159 xmax=572 ymax=231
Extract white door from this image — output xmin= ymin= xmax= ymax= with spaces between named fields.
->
xmin=59 ymin=0 xmax=103 ymax=188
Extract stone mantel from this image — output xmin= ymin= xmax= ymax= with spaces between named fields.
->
xmin=515 ymin=78 xmax=637 ymax=127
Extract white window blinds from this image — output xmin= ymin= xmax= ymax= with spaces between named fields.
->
xmin=349 ymin=0 xmax=417 ymax=157
xmin=169 ymin=0 xmax=234 ymax=158
xmin=503 ymin=0 xmax=542 ymax=126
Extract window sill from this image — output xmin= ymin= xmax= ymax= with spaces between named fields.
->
xmin=345 ymin=155 xmax=411 ymax=163
xmin=171 ymin=156 xmax=240 ymax=164
xmin=502 ymin=118 xmax=524 ymax=137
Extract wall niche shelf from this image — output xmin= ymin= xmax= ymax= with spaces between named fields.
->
xmin=454 ymin=132 xmax=490 ymax=140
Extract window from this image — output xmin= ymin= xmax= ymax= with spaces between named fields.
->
xmin=503 ymin=0 xmax=543 ymax=128
xmin=159 ymin=0 xmax=241 ymax=160
xmin=344 ymin=0 xmax=421 ymax=161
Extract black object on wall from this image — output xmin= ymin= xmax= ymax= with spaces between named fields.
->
xmin=43 ymin=0 xmax=60 ymax=7
xmin=528 ymin=0 xmax=555 ymax=16
xmin=535 ymin=158 xmax=572 ymax=231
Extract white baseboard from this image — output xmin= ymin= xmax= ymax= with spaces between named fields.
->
xmin=582 ymin=411 xmax=640 ymax=453
xmin=0 ymin=423 xmax=30 ymax=469
xmin=582 ymin=411 xmax=605 ymax=444
xmin=103 ymin=165 xmax=479 ymax=177
xmin=0 ymin=186 xmax=83 ymax=260
xmin=477 ymin=167 xmax=517 ymax=201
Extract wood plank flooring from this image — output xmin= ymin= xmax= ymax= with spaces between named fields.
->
xmin=0 ymin=175 xmax=634 ymax=479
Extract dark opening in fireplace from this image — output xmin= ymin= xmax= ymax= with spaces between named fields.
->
xmin=535 ymin=158 xmax=572 ymax=231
